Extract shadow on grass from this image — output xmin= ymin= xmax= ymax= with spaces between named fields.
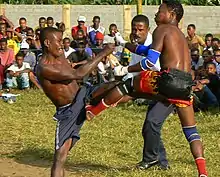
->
xmin=12 ymin=147 xmax=131 ymax=173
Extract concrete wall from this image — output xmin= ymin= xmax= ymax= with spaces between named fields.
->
xmin=3 ymin=5 xmax=220 ymax=35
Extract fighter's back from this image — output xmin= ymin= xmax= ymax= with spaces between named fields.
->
xmin=156 ymin=24 xmax=191 ymax=73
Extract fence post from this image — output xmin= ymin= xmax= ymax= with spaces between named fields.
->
xmin=123 ymin=5 xmax=131 ymax=38
xmin=62 ymin=4 xmax=71 ymax=33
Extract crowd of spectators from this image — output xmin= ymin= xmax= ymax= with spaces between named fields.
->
xmin=0 ymin=14 xmax=219 ymax=111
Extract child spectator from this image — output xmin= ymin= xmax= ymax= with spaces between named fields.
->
xmin=212 ymin=38 xmax=220 ymax=51
xmin=204 ymin=33 xmax=213 ymax=53
xmin=6 ymin=52 xmax=30 ymax=90
xmin=35 ymin=17 xmax=47 ymax=31
xmin=63 ymin=37 xmax=75 ymax=58
xmin=15 ymin=17 xmax=31 ymax=41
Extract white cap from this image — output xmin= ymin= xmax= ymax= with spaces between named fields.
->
xmin=77 ymin=16 xmax=86 ymax=22
xmin=21 ymin=42 xmax=29 ymax=49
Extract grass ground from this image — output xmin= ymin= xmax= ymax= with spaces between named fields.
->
xmin=0 ymin=90 xmax=220 ymax=177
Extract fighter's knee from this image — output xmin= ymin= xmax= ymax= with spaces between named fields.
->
xmin=54 ymin=149 xmax=69 ymax=165
xmin=182 ymin=125 xmax=201 ymax=144
xmin=117 ymin=78 xmax=133 ymax=96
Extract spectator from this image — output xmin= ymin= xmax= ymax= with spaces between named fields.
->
xmin=0 ymin=15 xmax=14 ymax=29
xmin=20 ymin=42 xmax=36 ymax=71
xmin=0 ymin=38 xmax=14 ymax=68
xmin=67 ymin=38 xmax=91 ymax=68
xmin=56 ymin=22 xmax=71 ymax=39
xmin=71 ymin=16 xmax=87 ymax=39
xmin=93 ymin=32 xmax=104 ymax=48
xmin=204 ymin=33 xmax=213 ymax=53
xmin=213 ymin=49 xmax=220 ymax=76
xmin=191 ymin=48 xmax=203 ymax=71
xmin=6 ymin=52 xmax=30 ymax=90
xmin=34 ymin=28 xmax=41 ymax=50
xmin=6 ymin=28 xmax=22 ymax=55
xmin=88 ymin=16 xmax=105 ymax=45
xmin=15 ymin=17 xmax=31 ymax=40
xmin=47 ymin=17 xmax=54 ymax=27
xmin=0 ymin=23 xmax=8 ymax=39
xmin=186 ymin=24 xmax=206 ymax=52
xmin=35 ymin=17 xmax=47 ymax=31
xmin=104 ymin=23 xmax=118 ymax=44
xmin=211 ymin=38 xmax=220 ymax=51
xmin=63 ymin=37 xmax=75 ymax=58
xmin=202 ymin=49 xmax=213 ymax=68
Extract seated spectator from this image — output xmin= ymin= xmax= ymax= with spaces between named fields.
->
xmin=21 ymin=42 xmax=36 ymax=71
xmin=47 ymin=17 xmax=54 ymax=27
xmin=92 ymin=32 xmax=104 ymax=50
xmin=0 ymin=38 xmax=14 ymax=68
xmin=6 ymin=52 xmax=30 ymax=90
xmin=186 ymin=24 xmax=206 ymax=53
xmin=15 ymin=17 xmax=31 ymax=41
xmin=34 ymin=28 xmax=41 ymax=50
xmin=204 ymin=33 xmax=213 ymax=53
xmin=206 ymin=62 xmax=220 ymax=101
xmin=71 ymin=35 xmax=92 ymax=57
xmin=56 ymin=22 xmax=71 ymax=39
xmin=202 ymin=49 xmax=213 ymax=68
xmin=71 ymin=16 xmax=87 ymax=40
xmin=88 ymin=16 xmax=105 ymax=45
xmin=0 ymin=23 xmax=8 ymax=39
xmin=35 ymin=17 xmax=47 ymax=31
xmin=63 ymin=37 xmax=75 ymax=58
xmin=191 ymin=48 xmax=203 ymax=71
xmin=211 ymin=38 xmax=220 ymax=51
xmin=213 ymin=49 xmax=220 ymax=76
xmin=68 ymin=38 xmax=91 ymax=68
xmin=6 ymin=28 xmax=22 ymax=55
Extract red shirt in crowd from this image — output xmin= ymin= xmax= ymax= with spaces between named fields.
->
xmin=71 ymin=26 xmax=87 ymax=39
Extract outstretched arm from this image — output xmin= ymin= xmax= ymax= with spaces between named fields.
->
xmin=38 ymin=44 xmax=114 ymax=82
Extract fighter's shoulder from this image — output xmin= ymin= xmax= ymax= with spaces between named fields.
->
xmin=153 ymin=24 xmax=171 ymax=35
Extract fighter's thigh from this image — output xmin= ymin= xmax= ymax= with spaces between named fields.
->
xmin=176 ymin=105 xmax=196 ymax=126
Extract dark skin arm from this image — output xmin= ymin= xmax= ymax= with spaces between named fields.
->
xmin=40 ymin=44 xmax=114 ymax=82
xmin=127 ymin=26 xmax=165 ymax=73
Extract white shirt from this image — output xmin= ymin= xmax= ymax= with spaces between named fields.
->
xmin=191 ymin=56 xmax=204 ymax=70
xmin=213 ymin=60 xmax=220 ymax=77
xmin=97 ymin=61 xmax=111 ymax=75
xmin=7 ymin=62 xmax=31 ymax=73
xmin=87 ymin=25 xmax=105 ymax=34
xmin=64 ymin=47 xmax=75 ymax=58
xmin=127 ymin=32 xmax=153 ymax=77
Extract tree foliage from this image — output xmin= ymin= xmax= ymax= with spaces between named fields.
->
xmin=0 ymin=0 xmax=219 ymax=5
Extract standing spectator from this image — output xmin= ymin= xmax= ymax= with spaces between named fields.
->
xmin=15 ymin=17 xmax=31 ymax=41
xmin=0 ymin=23 xmax=7 ymax=39
xmin=88 ymin=16 xmax=105 ymax=45
xmin=63 ymin=37 xmax=75 ymax=58
xmin=35 ymin=17 xmax=47 ymax=31
xmin=0 ymin=15 xmax=14 ymax=29
xmin=186 ymin=24 xmax=206 ymax=52
xmin=34 ymin=29 xmax=41 ymax=50
xmin=6 ymin=52 xmax=30 ymax=90
xmin=71 ymin=16 xmax=87 ymax=39
xmin=47 ymin=17 xmax=54 ymax=27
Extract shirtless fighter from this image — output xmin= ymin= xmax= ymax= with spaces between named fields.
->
xmin=36 ymin=27 xmax=116 ymax=177
xmin=86 ymin=1 xmax=208 ymax=176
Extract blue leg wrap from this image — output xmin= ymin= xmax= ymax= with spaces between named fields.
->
xmin=182 ymin=126 xmax=201 ymax=144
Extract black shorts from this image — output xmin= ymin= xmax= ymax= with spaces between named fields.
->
xmin=53 ymin=85 xmax=97 ymax=150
